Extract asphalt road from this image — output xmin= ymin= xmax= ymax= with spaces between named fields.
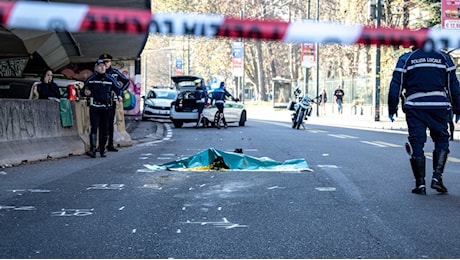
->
xmin=1 ymin=117 xmax=460 ymax=258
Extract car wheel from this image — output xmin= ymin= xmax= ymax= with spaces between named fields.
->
xmin=173 ymin=121 xmax=183 ymax=128
xmin=238 ymin=110 xmax=246 ymax=126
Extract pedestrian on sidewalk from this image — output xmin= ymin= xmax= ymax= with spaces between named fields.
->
xmin=334 ymin=85 xmax=344 ymax=114
xmin=388 ymin=47 xmax=460 ymax=195
xmin=318 ymin=88 xmax=327 ymax=116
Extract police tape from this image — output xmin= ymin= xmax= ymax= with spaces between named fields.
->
xmin=0 ymin=1 xmax=458 ymax=50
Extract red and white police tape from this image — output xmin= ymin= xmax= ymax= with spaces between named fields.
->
xmin=0 ymin=1 xmax=458 ymax=50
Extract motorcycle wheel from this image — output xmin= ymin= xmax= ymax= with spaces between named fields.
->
xmin=296 ymin=110 xmax=305 ymax=129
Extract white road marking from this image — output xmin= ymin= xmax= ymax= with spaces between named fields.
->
xmin=373 ymin=141 xmax=402 ymax=147
xmin=328 ymin=134 xmax=358 ymax=139
xmin=361 ymin=141 xmax=387 ymax=147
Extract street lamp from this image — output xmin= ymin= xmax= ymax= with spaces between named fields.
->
xmin=315 ymin=0 xmax=320 ymax=117
xmin=374 ymin=0 xmax=382 ymax=121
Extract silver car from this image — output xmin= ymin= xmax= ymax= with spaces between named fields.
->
xmin=141 ymin=88 xmax=177 ymax=121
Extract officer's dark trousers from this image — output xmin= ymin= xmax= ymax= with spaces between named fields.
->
xmin=406 ymin=109 xmax=450 ymax=158
xmin=197 ymin=102 xmax=205 ymax=116
xmin=216 ymin=102 xmax=226 ymax=125
xmin=89 ymin=106 xmax=109 ymax=151
xmin=216 ymin=103 xmax=224 ymax=114
xmin=108 ymin=103 xmax=116 ymax=147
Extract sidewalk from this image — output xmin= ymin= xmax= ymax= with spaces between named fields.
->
xmin=246 ymin=105 xmax=406 ymax=129
xmin=245 ymin=104 xmax=460 ymax=140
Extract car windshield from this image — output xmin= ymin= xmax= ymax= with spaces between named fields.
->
xmin=176 ymin=82 xmax=195 ymax=88
xmin=149 ymin=90 xmax=176 ymax=99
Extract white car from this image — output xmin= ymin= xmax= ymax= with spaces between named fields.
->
xmin=141 ymin=88 xmax=177 ymax=121
xmin=202 ymin=90 xmax=247 ymax=127
xmin=170 ymin=75 xmax=247 ymax=128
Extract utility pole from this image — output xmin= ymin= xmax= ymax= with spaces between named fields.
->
xmin=305 ymin=0 xmax=311 ymax=95
xmin=374 ymin=0 xmax=381 ymax=121
xmin=315 ymin=0 xmax=319 ymax=116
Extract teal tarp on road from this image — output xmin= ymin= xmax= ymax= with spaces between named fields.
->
xmin=144 ymin=148 xmax=312 ymax=172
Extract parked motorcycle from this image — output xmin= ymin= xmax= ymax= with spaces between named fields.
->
xmin=288 ymin=88 xmax=315 ymax=129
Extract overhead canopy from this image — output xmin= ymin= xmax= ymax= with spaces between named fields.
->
xmin=0 ymin=0 xmax=150 ymax=73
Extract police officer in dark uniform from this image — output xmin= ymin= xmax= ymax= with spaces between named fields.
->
xmin=194 ymin=78 xmax=208 ymax=128
xmin=81 ymin=59 xmax=122 ymax=158
xmin=388 ymin=47 xmax=460 ymax=195
xmin=99 ymin=53 xmax=130 ymax=152
xmin=212 ymin=82 xmax=232 ymax=129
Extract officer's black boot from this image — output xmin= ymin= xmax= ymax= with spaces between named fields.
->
xmin=107 ymin=137 xmax=118 ymax=152
xmin=223 ymin=117 xmax=228 ymax=128
xmin=86 ymin=134 xmax=97 ymax=158
xmin=431 ymin=150 xmax=448 ymax=193
xmin=410 ymin=157 xmax=426 ymax=195
xmin=100 ymin=135 xmax=108 ymax=158
xmin=216 ymin=114 xmax=221 ymax=129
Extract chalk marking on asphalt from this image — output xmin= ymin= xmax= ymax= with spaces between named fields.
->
xmin=242 ymin=148 xmax=258 ymax=152
xmin=140 ymin=184 xmax=162 ymax=190
xmin=0 ymin=205 xmax=37 ymax=211
xmin=315 ymin=187 xmax=337 ymax=192
xmin=0 ymin=171 xmax=7 ymax=175
xmin=86 ymin=184 xmax=125 ymax=190
xmin=139 ymin=157 xmax=149 ymax=160
xmin=51 ymin=208 xmax=94 ymax=217
xmin=119 ymin=206 xmax=125 ymax=211
xmin=182 ymin=217 xmax=248 ymax=229
xmin=156 ymin=157 xmax=172 ymax=160
xmin=267 ymin=186 xmax=286 ymax=190
xmin=361 ymin=141 xmax=387 ymax=147
xmin=7 ymin=189 xmax=51 ymax=193
xmin=317 ymin=165 xmax=339 ymax=168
